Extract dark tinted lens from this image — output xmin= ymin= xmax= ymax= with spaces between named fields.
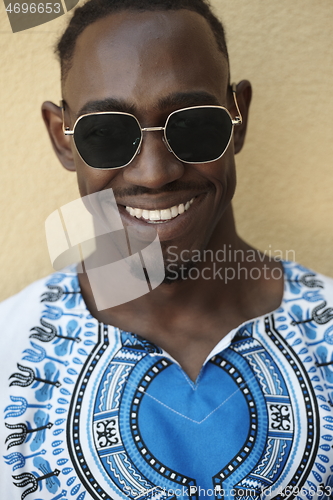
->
xmin=165 ymin=107 xmax=233 ymax=163
xmin=74 ymin=114 xmax=141 ymax=169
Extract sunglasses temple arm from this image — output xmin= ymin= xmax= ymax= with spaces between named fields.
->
xmin=60 ymin=100 xmax=74 ymax=136
xmin=231 ymin=83 xmax=243 ymax=126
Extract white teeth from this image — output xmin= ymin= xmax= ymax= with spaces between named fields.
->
xmin=134 ymin=208 xmax=143 ymax=218
xmin=149 ymin=210 xmax=161 ymax=220
xmin=125 ymin=197 xmax=195 ymax=222
xmin=160 ymin=208 xmax=172 ymax=220
xmin=171 ymin=206 xmax=178 ymax=217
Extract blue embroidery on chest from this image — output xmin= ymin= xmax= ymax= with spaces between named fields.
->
xmin=5 ymin=265 xmax=333 ymax=500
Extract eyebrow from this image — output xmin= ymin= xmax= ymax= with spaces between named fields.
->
xmin=76 ymin=90 xmax=222 ymax=119
xmin=76 ymin=98 xmax=136 ymax=118
xmin=158 ymin=91 xmax=221 ymax=110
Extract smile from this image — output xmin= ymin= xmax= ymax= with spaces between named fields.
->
xmin=125 ymin=198 xmax=195 ymax=223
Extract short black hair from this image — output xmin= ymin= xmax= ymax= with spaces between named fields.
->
xmin=56 ymin=0 xmax=229 ymax=82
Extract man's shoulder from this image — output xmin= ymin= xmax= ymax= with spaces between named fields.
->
xmin=283 ymin=261 xmax=333 ymax=345
xmin=0 ymin=276 xmax=47 ymax=327
xmin=0 ymin=267 xmax=80 ymax=328
xmin=284 ymin=260 xmax=333 ymax=295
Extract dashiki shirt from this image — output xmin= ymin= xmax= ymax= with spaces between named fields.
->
xmin=1 ymin=261 xmax=333 ymax=500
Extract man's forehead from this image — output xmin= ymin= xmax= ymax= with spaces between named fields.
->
xmin=63 ymin=9 xmax=229 ymax=114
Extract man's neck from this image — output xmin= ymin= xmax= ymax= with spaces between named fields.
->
xmin=77 ymin=220 xmax=284 ymax=381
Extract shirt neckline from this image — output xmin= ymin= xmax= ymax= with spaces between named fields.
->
xmin=202 ymin=259 xmax=289 ymax=364
xmin=68 ymin=260 xmax=289 ymax=368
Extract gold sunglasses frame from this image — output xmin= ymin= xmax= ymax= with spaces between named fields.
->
xmin=61 ymin=83 xmax=242 ymax=170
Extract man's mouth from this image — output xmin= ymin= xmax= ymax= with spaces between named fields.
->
xmin=124 ymin=197 xmax=195 ymax=224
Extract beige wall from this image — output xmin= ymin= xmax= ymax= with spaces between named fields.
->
xmin=0 ymin=0 xmax=332 ymax=302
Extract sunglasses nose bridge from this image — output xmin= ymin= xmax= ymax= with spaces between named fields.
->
xmin=139 ymin=126 xmax=172 ymax=154
xmin=141 ymin=126 xmax=165 ymax=132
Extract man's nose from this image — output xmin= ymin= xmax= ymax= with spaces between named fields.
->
xmin=122 ymin=129 xmax=185 ymax=189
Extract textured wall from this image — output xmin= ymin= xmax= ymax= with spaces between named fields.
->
xmin=0 ymin=0 xmax=332 ymax=301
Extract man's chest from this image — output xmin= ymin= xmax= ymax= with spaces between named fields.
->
xmin=2 ymin=265 xmax=333 ymax=499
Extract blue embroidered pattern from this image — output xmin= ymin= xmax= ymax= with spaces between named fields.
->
xmin=2 ymin=262 xmax=333 ymax=500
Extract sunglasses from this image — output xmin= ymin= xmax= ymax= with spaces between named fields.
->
xmin=62 ymin=83 xmax=242 ymax=170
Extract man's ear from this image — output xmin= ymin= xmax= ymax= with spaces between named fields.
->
xmin=230 ymin=80 xmax=252 ymax=155
xmin=41 ymin=101 xmax=76 ymax=171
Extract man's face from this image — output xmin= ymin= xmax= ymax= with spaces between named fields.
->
xmin=62 ymin=9 xmax=237 ymax=266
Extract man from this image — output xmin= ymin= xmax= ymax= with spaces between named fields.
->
xmin=1 ymin=0 xmax=333 ymax=499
